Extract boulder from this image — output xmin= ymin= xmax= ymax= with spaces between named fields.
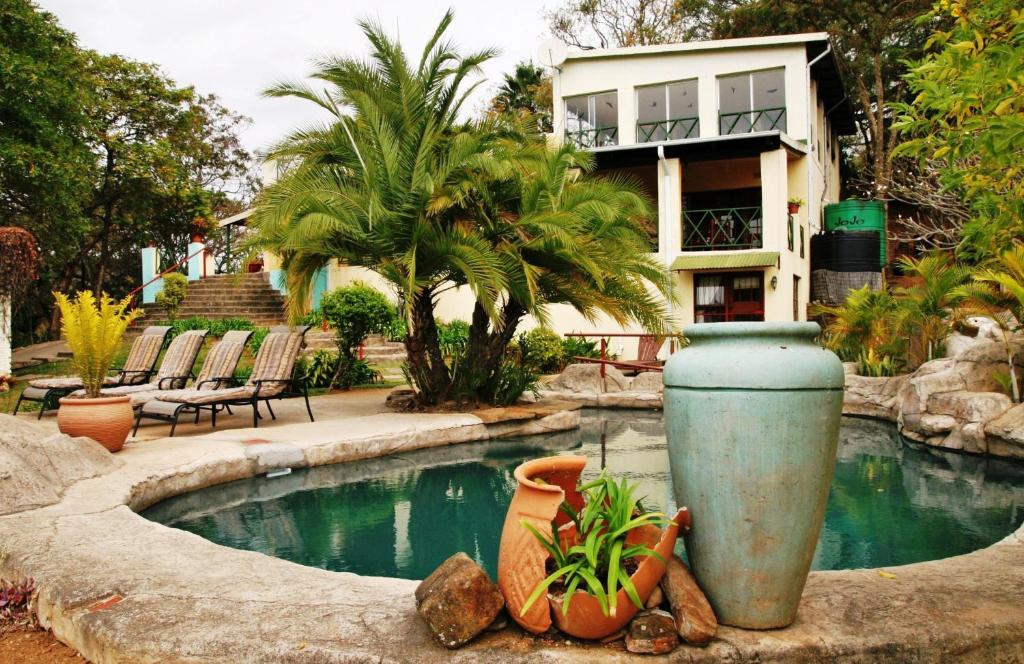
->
xmin=984 ymin=404 xmax=1024 ymax=460
xmin=659 ymin=555 xmax=717 ymax=646
xmin=927 ymin=391 xmax=1012 ymax=424
xmin=415 ymin=553 xmax=504 ymax=649
xmin=843 ymin=374 xmax=908 ymax=420
xmin=900 ymin=413 xmax=957 ymax=437
xmin=625 ymin=609 xmax=679 ymax=655
xmin=0 ymin=414 xmax=120 ymax=516
xmin=644 ymin=584 xmax=664 ymax=610
xmin=547 ymin=363 xmax=631 ymax=394
xmin=630 ymin=371 xmax=665 ymax=393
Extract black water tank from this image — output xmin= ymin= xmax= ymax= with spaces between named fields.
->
xmin=812 ymin=231 xmax=881 ymax=272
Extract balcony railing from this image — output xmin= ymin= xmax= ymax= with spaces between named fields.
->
xmin=718 ymin=107 xmax=786 ymax=135
xmin=565 ymin=127 xmax=618 ymax=149
xmin=682 ymin=207 xmax=763 ymax=251
xmin=637 ymin=117 xmax=699 ymax=143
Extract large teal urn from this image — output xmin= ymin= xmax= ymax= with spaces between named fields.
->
xmin=663 ymin=322 xmax=844 ymax=629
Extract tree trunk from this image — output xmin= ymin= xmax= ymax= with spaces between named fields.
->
xmin=465 ymin=299 xmax=526 ymax=403
xmin=403 ymin=289 xmax=451 ymax=405
xmin=0 ymin=297 xmax=11 ymax=375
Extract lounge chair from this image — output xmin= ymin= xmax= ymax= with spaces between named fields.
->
xmin=573 ymin=334 xmax=666 ymax=374
xmin=135 ymin=327 xmax=312 ymax=436
xmin=126 ymin=329 xmax=253 ymax=410
xmin=14 ymin=325 xmax=172 ymax=418
xmin=66 ymin=329 xmax=208 ymax=402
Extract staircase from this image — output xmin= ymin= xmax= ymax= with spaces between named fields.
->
xmin=304 ymin=332 xmax=407 ymax=362
xmin=141 ymin=273 xmax=287 ymax=326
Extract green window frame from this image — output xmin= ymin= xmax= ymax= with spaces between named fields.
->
xmin=787 ymin=213 xmax=794 ymax=251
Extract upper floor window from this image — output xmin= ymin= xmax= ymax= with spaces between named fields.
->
xmin=718 ymin=68 xmax=786 ymax=135
xmin=636 ymin=80 xmax=699 ymax=143
xmin=565 ymin=92 xmax=618 ymax=148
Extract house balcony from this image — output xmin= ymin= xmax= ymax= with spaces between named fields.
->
xmin=682 ymin=206 xmax=763 ymax=252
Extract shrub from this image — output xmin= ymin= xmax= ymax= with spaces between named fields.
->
xmin=304 ymin=349 xmax=339 ymax=388
xmin=382 ymin=314 xmax=407 ymax=342
xmin=519 ymin=327 xmax=566 ymax=373
xmin=53 ymin=291 xmax=143 ymax=397
xmin=437 ymin=320 xmax=470 ymax=357
xmin=319 ymin=283 xmax=395 ymax=388
xmin=248 ymin=327 xmax=269 ymax=356
xmin=0 ymin=577 xmax=36 ymax=627
xmin=155 ymin=272 xmax=188 ymax=320
xmin=561 ymin=336 xmax=602 ymax=362
xmin=169 ymin=316 xmax=255 ymax=339
xmin=489 ymin=360 xmax=540 ymax=406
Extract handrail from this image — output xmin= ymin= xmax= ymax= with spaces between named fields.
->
xmin=718 ymin=106 xmax=786 ymax=135
xmin=564 ymin=331 xmax=681 ymax=377
xmin=564 ymin=127 xmax=618 ymax=149
xmin=637 ymin=116 xmax=699 ymax=143
xmin=682 ymin=206 xmax=763 ymax=251
xmin=127 ymin=245 xmax=206 ymax=306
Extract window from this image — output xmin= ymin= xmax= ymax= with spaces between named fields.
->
xmin=787 ymin=214 xmax=794 ymax=251
xmin=793 ymin=275 xmax=801 ymax=321
xmin=718 ymin=68 xmax=786 ymax=135
xmin=799 ymin=224 xmax=805 ymax=258
xmin=694 ymin=272 xmax=765 ymax=322
xmin=565 ymin=92 xmax=618 ymax=148
xmin=636 ymin=80 xmax=699 ymax=142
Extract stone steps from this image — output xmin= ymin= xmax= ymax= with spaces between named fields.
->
xmin=137 ymin=272 xmax=288 ymax=325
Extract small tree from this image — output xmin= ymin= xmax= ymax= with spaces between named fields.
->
xmin=155 ymin=272 xmax=189 ymax=320
xmin=318 ymin=283 xmax=395 ymax=389
xmin=0 ymin=228 xmax=39 ymax=375
xmin=894 ymin=253 xmax=970 ymax=367
xmin=53 ymin=291 xmax=143 ymax=398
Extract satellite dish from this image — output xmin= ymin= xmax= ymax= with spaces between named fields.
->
xmin=537 ymin=38 xmax=568 ymax=69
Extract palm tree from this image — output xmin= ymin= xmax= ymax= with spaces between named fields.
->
xmin=490 ymin=62 xmax=552 ymax=131
xmin=894 ymin=253 xmax=970 ymax=367
xmin=812 ymin=285 xmax=904 ymax=364
xmin=251 ymin=13 xmax=672 ymax=405
xmin=957 ymin=244 xmax=1024 ymax=402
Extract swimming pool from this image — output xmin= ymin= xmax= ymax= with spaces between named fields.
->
xmin=143 ymin=412 xmax=1024 ymax=579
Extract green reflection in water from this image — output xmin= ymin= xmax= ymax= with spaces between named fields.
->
xmin=143 ymin=414 xmax=1024 ymax=580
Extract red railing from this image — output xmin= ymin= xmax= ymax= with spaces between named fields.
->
xmin=127 ymin=246 xmax=207 ymax=307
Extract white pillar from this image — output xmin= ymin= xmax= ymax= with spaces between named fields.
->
xmin=0 ymin=298 xmax=11 ymax=375
xmin=141 ymin=245 xmax=161 ymax=304
xmin=187 ymin=240 xmax=205 ymax=281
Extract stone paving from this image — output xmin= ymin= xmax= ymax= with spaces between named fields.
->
xmin=1 ymin=390 xmax=1022 ymax=662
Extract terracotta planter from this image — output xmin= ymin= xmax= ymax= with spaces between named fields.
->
xmin=498 ymin=455 xmax=587 ymax=634
xmin=57 ymin=395 xmax=134 ymax=452
xmin=548 ymin=508 xmax=689 ymax=640
xmin=498 ymin=455 xmax=690 ymax=639
xmin=787 ymin=203 xmax=801 ymax=215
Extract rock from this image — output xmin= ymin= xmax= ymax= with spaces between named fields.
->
xmin=630 ymin=371 xmax=665 ymax=393
xmin=644 ymin=584 xmax=664 ymax=609
xmin=596 ymin=391 xmax=663 ymax=409
xmin=927 ymin=391 xmax=1012 ymax=424
xmin=843 ymin=374 xmax=908 ymax=420
xmin=0 ymin=414 xmax=120 ymax=516
xmin=386 ymin=387 xmax=417 ymax=410
xmin=984 ymin=404 xmax=1024 ymax=460
xmin=625 ymin=609 xmax=678 ymax=654
xmin=415 ymin=553 xmax=504 ymax=648
xmin=547 ymin=363 xmax=631 ymax=393
xmin=660 ymin=555 xmax=717 ymax=646
xmin=485 ymin=611 xmax=508 ymax=632
xmin=901 ymin=413 xmax=958 ymax=436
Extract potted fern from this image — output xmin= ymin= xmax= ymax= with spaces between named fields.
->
xmin=54 ymin=291 xmax=143 ymax=452
xmin=497 ymin=458 xmax=688 ymax=640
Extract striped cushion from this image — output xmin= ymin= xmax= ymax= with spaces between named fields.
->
xmin=120 ymin=334 xmax=165 ymax=384
xmin=155 ymin=386 xmax=257 ymax=404
xmin=156 ymin=330 xmax=205 ymax=385
xmin=247 ymin=332 xmax=302 ymax=397
xmin=196 ymin=341 xmax=246 ymax=387
xmin=70 ymin=383 xmax=158 ymax=399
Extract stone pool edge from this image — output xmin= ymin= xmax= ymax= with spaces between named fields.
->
xmin=0 ymin=405 xmax=1021 ymax=663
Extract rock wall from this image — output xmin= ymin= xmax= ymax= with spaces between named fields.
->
xmin=844 ymin=335 xmax=1024 ymax=459
xmin=536 ymin=364 xmax=664 ymax=409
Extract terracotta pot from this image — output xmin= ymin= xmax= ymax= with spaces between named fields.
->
xmin=498 ymin=455 xmax=587 ymax=634
xmin=548 ymin=508 xmax=689 ymax=640
xmin=787 ymin=203 xmax=801 ymax=215
xmin=190 ymin=232 xmax=205 ymax=243
xmin=57 ymin=395 xmax=134 ymax=452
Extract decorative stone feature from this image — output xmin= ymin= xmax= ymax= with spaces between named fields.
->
xmin=644 ymin=584 xmax=664 ymax=609
xmin=843 ymin=334 xmax=1024 ymax=459
xmin=539 ymin=364 xmax=664 ymax=409
xmin=415 ymin=553 xmax=504 ymax=649
xmin=547 ymin=363 xmax=631 ymax=393
xmin=984 ymin=404 xmax=1024 ymax=459
xmin=660 ymin=555 xmax=717 ymax=645
xmin=625 ymin=609 xmax=679 ymax=654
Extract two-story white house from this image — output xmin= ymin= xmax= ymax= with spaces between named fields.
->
xmin=551 ymin=32 xmax=854 ymax=326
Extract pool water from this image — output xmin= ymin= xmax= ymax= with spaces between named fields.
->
xmin=143 ymin=413 xmax=1024 ymax=580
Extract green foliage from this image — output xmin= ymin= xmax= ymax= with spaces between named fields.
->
xmin=248 ymin=327 xmax=269 ymax=356
xmin=381 ymin=315 xmax=407 ymax=342
xmin=489 ymin=61 xmax=552 ymax=132
xmin=519 ymin=328 xmax=566 ymax=374
xmin=992 ymin=369 xmax=1017 ymax=400
xmin=53 ymin=291 xmax=143 ymax=397
xmin=165 ymin=316 xmax=255 ymax=338
xmin=303 ymin=349 xmax=338 ymax=388
xmin=437 ymin=320 xmax=471 ymax=357
xmin=155 ymin=273 xmax=188 ymax=320
xmin=813 ymin=286 xmax=906 ymax=364
xmin=857 ymin=348 xmax=901 ymax=377
xmin=892 ymin=0 xmax=1024 ymax=261
xmin=895 ymin=253 xmax=970 ymax=365
xmin=561 ymin=336 xmax=604 ymax=361
xmin=488 ymin=361 xmax=541 ymax=406
xmin=520 ymin=471 xmax=670 ymax=618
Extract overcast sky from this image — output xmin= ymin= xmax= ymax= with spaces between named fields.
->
xmin=35 ymin=1 xmax=552 ymax=156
